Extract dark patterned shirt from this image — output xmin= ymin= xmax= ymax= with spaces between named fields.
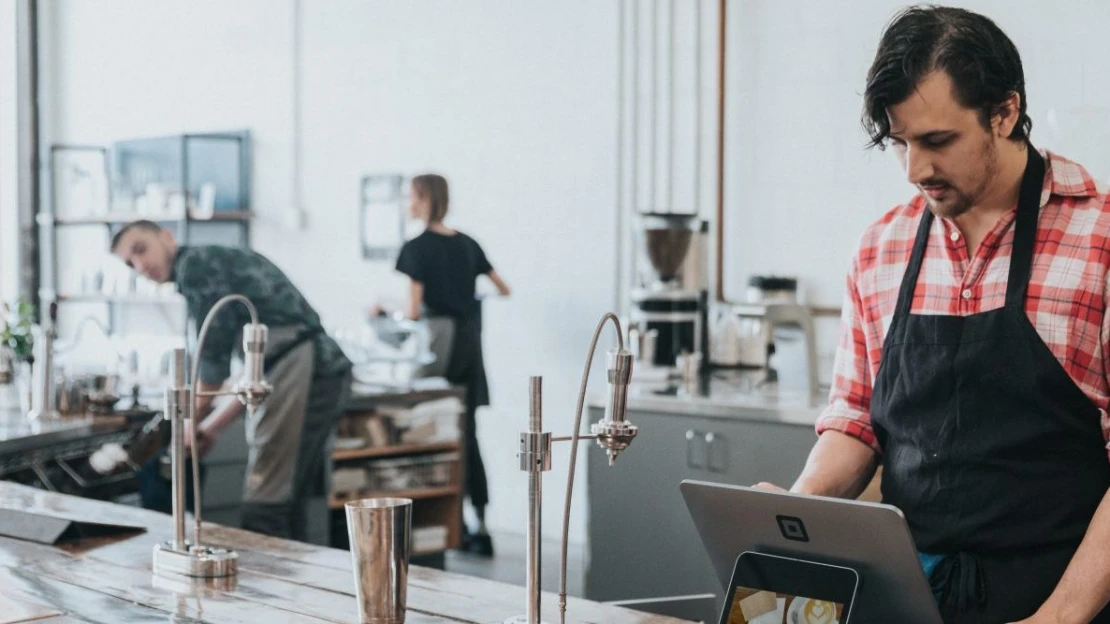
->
xmin=172 ymin=245 xmax=351 ymax=383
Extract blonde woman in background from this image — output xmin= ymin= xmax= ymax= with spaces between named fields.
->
xmin=375 ymin=173 xmax=510 ymax=556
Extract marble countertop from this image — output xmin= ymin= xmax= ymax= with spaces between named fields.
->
xmin=0 ymin=408 xmax=138 ymax=457
xmin=0 ymin=481 xmax=690 ymax=623
xmin=590 ymin=369 xmax=827 ymax=427
xmin=0 ymin=377 xmax=463 ymax=457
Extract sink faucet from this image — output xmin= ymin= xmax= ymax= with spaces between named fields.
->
xmin=153 ymin=294 xmax=272 ymax=579
xmin=502 ymin=312 xmax=636 ymax=624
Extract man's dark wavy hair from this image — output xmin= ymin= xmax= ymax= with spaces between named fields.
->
xmin=862 ymin=5 xmax=1032 ymax=149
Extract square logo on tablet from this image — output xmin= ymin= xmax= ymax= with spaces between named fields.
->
xmin=776 ymin=515 xmax=809 ymax=542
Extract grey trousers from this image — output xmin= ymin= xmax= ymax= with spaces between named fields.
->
xmin=239 ymin=331 xmax=352 ymax=541
xmin=418 ymin=316 xmax=455 ymax=378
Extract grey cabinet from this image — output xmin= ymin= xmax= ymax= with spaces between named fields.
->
xmin=585 ymin=406 xmax=816 ymax=622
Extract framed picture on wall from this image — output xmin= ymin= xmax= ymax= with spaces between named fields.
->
xmin=51 ymin=145 xmax=111 ymax=219
xmin=360 ymin=173 xmax=409 ymax=260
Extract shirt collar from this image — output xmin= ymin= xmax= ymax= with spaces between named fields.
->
xmin=1040 ymin=148 xmax=1100 ymax=207
xmin=170 ymin=245 xmax=189 ymax=283
xmin=933 ymin=148 xmax=1097 ymax=235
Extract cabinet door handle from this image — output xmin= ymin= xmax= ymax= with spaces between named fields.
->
xmin=705 ymin=432 xmax=728 ymax=473
xmin=685 ymin=429 xmax=704 ymax=469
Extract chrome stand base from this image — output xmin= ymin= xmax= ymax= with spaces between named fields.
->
xmin=151 ymin=572 xmax=239 ymax=593
xmin=501 ymin=617 xmax=548 ymax=624
xmin=153 ymin=541 xmax=239 ymax=578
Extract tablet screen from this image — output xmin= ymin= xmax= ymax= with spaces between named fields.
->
xmin=720 ymin=552 xmax=856 ymax=624
xmin=723 ymin=589 xmax=844 ymax=624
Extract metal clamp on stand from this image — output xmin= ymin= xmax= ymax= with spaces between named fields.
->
xmin=152 ymin=294 xmax=272 ymax=579
xmin=503 ymin=313 xmax=637 ymax=624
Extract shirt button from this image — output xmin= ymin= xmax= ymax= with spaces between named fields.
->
xmin=950 ymin=231 xmax=960 ymax=242
xmin=962 ymin=289 xmax=972 ymax=299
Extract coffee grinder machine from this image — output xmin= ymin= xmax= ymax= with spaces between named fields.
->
xmin=629 ymin=213 xmax=709 ymax=370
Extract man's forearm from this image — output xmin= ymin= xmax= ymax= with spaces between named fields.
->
xmin=193 ymin=380 xmax=244 ymax=436
xmin=1031 ymin=489 xmax=1110 ymax=623
xmin=194 ymin=381 xmax=224 ymax=419
xmin=791 ymin=430 xmax=879 ymax=499
xmin=199 ymin=398 xmax=245 ymax=437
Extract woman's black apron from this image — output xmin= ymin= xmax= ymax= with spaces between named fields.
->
xmin=436 ymin=300 xmax=489 ymax=413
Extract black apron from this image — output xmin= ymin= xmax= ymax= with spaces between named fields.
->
xmin=145 ymin=325 xmax=326 ymax=512
xmin=871 ymin=146 xmax=1110 ymax=623
xmin=262 ymin=325 xmax=322 ymax=375
xmin=438 ymin=300 xmax=489 ymax=413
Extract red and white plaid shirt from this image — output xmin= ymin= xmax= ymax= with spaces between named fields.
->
xmin=817 ymin=149 xmax=1110 ymax=455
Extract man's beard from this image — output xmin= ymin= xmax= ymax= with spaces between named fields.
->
xmin=923 ymin=138 xmax=998 ymax=218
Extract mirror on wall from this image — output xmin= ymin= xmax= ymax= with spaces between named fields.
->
xmin=360 ymin=173 xmax=422 ymax=261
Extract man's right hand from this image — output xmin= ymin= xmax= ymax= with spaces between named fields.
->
xmin=751 ymin=433 xmax=878 ymax=498
xmin=183 ymin=419 xmax=217 ymax=458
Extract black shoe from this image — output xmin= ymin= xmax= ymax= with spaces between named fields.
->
xmin=466 ymin=532 xmax=494 ymax=557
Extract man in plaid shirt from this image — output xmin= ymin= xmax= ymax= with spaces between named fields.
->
xmin=759 ymin=6 xmax=1110 ymax=623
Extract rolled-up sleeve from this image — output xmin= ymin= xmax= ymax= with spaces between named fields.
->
xmin=816 ymin=260 xmax=881 ymax=454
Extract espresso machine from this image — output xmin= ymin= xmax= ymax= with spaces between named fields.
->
xmin=629 ymin=213 xmax=709 ymax=369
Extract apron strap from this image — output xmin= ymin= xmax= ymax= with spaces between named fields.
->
xmin=263 ymin=326 xmax=323 ymax=375
xmin=893 ymin=204 xmax=936 ymax=319
xmin=1005 ymin=146 xmax=1047 ymax=308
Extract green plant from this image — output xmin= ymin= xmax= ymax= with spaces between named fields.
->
xmin=0 ymin=300 xmax=36 ymax=362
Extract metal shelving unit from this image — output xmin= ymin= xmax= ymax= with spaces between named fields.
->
xmin=40 ymin=132 xmax=253 ymax=333
xmin=52 ymin=210 xmax=253 ymax=226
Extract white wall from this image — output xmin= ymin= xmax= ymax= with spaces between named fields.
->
xmin=716 ymin=0 xmax=1110 ymax=367
xmin=615 ymin=0 xmax=1110 ymax=374
xmin=615 ymin=0 xmax=720 ymax=308
xmin=0 ymin=0 xmax=17 ymax=304
xmin=292 ymin=0 xmax=621 ymax=543
xmin=40 ymin=0 xmax=620 ymax=543
xmin=724 ymin=0 xmax=1110 ymax=308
